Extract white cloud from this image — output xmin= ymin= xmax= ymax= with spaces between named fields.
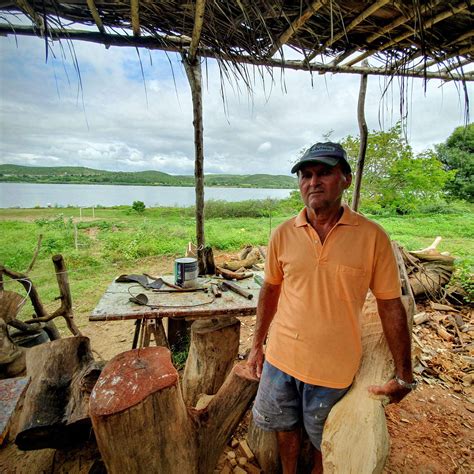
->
xmin=0 ymin=35 xmax=472 ymax=177
xmin=258 ymin=142 xmax=272 ymax=152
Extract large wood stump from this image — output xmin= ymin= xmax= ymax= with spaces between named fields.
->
xmin=183 ymin=317 xmax=240 ymax=406
xmin=90 ymin=346 xmax=258 ymax=474
xmin=321 ymin=293 xmax=413 ymax=473
xmin=15 ymin=336 xmax=102 ymax=450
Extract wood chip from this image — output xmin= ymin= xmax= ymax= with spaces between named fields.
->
xmin=239 ymin=439 xmax=255 ymax=461
xmin=414 ymin=311 xmax=430 ymax=325
xmin=430 ymin=301 xmax=460 ymax=312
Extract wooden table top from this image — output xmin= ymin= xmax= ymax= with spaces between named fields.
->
xmin=89 ymin=275 xmax=262 ymax=322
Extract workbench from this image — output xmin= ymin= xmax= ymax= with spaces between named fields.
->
xmin=89 ymin=275 xmax=262 ymax=349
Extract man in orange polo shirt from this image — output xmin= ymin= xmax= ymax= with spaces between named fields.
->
xmin=247 ymin=142 xmax=415 ymax=473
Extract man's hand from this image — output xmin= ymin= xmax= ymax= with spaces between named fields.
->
xmin=247 ymin=345 xmax=265 ymax=380
xmin=368 ymin=378 xmax=412 ymax=404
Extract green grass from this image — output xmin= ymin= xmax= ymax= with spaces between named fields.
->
xmin=1 ymin=201 xmax=472 ymax=336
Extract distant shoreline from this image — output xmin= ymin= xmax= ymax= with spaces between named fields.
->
xmin=0 ymin=164 xmax=298 ymax=190
xmin=0 ymin=178 xmax=296 ymax=189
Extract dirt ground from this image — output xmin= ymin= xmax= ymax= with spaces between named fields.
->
xmin=84 ymin=310 xmax=473 ymax=474
xmin=2 ymin=252 xmax=473 ymax=473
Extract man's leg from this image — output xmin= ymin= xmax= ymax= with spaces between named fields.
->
xmin=277 ymin=429 xmax=301 ymax=474
xmin=302 ymin=384 xmax=351 ymax=473
xmin=312 ymin=448 xmax=323 ymax=474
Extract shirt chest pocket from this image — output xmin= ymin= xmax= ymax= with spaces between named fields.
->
xmin=336 ymin=264 xmax=367 ymax=302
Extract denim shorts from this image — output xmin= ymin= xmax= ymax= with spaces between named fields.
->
xmin=252 ymin=361 xmax=350 ymax=450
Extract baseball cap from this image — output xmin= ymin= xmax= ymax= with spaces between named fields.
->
xmin=291 ymin=142 xmax=351 ymax=174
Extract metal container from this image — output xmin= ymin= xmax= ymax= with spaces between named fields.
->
xmin=174 ymin=257 xmax=198 ymax=288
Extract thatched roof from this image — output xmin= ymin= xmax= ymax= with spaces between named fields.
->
xmin=1 ymin=0 xmax=473 ymax=82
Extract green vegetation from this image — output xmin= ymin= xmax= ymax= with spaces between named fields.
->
xmin=435 ymin=123 xmax=474 ymax=202
xmin=341 ymin=123 xmax=456 ymax=214
xmin=0 ymin=164 xmax=297 ymax=189
xmin=1 ymin=199 xmax=472 ymax=338
xmin=131 ymin=200 xmax=146 ymax=214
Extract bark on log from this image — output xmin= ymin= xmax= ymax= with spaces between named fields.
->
xmin=15 ymin=336 xmax=101 ymax=450
xmin=0 ymin=318 xmax=26 ymax=379
xmin=51 ymin=254 xmax=81 ymax=336
xmin=182 ymin=317 xmax=240 ymax=406
xmin=90 ymin=347 xmax=197 ymax=474
xmin=90 ymin=348 xmax=258 ymax=474
xmin=196 ymin=363 xmax=259 ymax=474
xmin=247 ymin=419 xmax=280 ymax=473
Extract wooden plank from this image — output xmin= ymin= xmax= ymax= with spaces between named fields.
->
xmin=0 ymin=377 xmax=29 ymax=444
xmin=90 ymin=276 xmax=261 ymax=321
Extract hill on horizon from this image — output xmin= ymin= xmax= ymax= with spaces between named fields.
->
xmin=0 ymin=164 xmax=297 ymax=189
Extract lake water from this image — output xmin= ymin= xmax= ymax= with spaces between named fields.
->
xmin=0 ymin=182 xmax=294 ymax=208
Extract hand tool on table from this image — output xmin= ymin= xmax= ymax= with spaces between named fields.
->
xmin=220 ymin=280 xmax=253 ymax=300
xmin=210 ymin=283 xmax=222 ymax=297
xmin=253 ymin=274 xmax=264 ymax=287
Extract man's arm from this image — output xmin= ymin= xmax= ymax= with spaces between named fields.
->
xmin=368 ymin=297 xmax=414 ymax=403
xmin=247 ymin=281 xmax=281 ymax=379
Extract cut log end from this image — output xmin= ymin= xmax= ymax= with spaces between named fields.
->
xmin=90 ymin=346 xmax=178 ymax=417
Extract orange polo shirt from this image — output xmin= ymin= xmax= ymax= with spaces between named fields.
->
xmin=264 ymin=205 xmax=401 ymax=388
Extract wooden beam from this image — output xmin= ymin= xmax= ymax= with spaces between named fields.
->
xmin=447 ymin=29 xmax=474 ymax=47
xmin=415 ymin=45 xmax=474 ymax=71
xmin=0 ymin=25 xmax=472 ymax=82
xmin=14 ymin=0 xmax=44 ymax=31
xmin=188 ymin=0 xmax=206 ymax=62
xmin=267 ymin=0 xmax=325 ymax=58
xmin=130 ymin=0 xmax=140 ymax=37
xmin=307 ymin=0 xmax=391 ymax=61
xmin=329 ymin=1 xmax=435 ymax=67
xmin=345 ymin=1 xmax=470 ymax=67
xmin=86 ymin=0 xmax=105 ymax=35
xmin=439 ymin=56 xmax=473 ymax=73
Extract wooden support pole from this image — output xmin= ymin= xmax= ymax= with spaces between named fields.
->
xmin=183 ymin=54 xmax=206 ymax=274
xmin=351 ymin=69 xmax=368 ymax=212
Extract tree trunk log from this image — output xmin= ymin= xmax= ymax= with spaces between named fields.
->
xmin=15 ymin=336 xmax=101 ymax=450
xmin=90 ymin=347 xmax=258 ymax=474
xmin=90 ymin=347 xmax=197 ymax=474
xmin=247 ymin=418 xmax=281 ymax=473
xmin=0 ymin=318 xmax=26 ymax=378
xmin=196 ymin=363 xmax=259 ymax=474
xmin=183 ymin=317 xmax=240 ymax=406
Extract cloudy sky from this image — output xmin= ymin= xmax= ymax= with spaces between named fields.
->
xmin=0 ymin=33 xmax=472 ymax=176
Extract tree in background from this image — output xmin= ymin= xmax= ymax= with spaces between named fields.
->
xmin=435 ymin=123 xmax=473 ymax=203
xmin=340 ymin=123 xmax=454 ymax=214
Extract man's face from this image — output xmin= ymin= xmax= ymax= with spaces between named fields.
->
xmin=298 ymin=162 xmax=352 ymax=212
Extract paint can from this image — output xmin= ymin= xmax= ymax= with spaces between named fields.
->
xmin=174 ymin=257 xmax=198 ymax=288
